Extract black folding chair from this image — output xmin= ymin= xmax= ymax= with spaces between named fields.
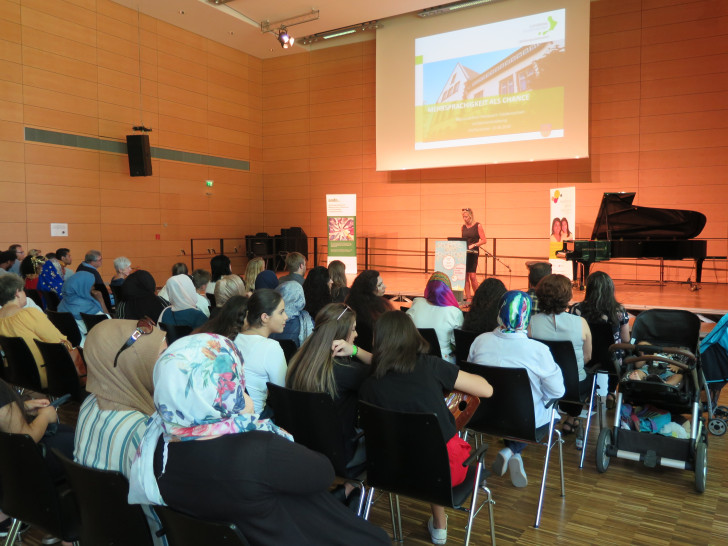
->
xmin=46 ymin=310 xmax=83 ymax=347
xmin=0 ymin=335 xmax=40 ymax=390
xmin=39 ymin=290 xmax=60 ymax=312
xmin=159 ymin=323 xmax=194 ymax=345
xmin=80 ymin=312 xmax=108 ymax=333
xmin=358 ymin=401 xmax=493 ymax=545
xmin=275 ymin=338 xmax=297 ymax=362
xmin=266 ymin=383 xmax=366 ymax=514
xmin=459 ymin=362 xmax=564 ymax=529
xmin=155 ymin=506 xmax=250 ymax=546
xmin=54 ymin=450 xmax=155 ymax=546
xmin=25 ymin=288 xmax=44 ymax=309
xmin=34 ymin=340 xmax=87 ymax=402
xmin=417 ymin=328 xmax=443 ymax=358
xmin=0 ymin=433 xmax=80 ymax=546
xmin=206 ymin=293 xmax=216 ymax=308
xmin=454 ymin=328 xmax=479 ymax=367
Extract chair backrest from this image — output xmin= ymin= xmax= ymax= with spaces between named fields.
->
xmin=54 ymin=450 xmax=154 ymax=546
xmin=159 ymin=323 xmax=194 ymax=345
xmin=631 ymin=309 xmax=701 ymax=353
xmin=110 ymin=284 xmax=124 ymax=308
xmin=46 ymin=310 xmax=82 ymax=347
xmin=34 ymin=340 xmax=85 ymax=401
xmin=25 ymin=288 xmax=44 ymax=309
xmin=0 ymin=335 xmax=39 ymax=390
xmin=533 ymin=339 xmax=582 ymax=403
xmin=417 ymin=328 xmax=442 ymax=358
xmin=39 ymin=290 xmax=61 ymax=312
xmin=458 ymin=362 xmax=538 ymax=441
xmin=206 ymin=293 xmax=216 ymax=308
xmin=80 ymin=312 xmax=108 ymax=333
xmin=275 ymin=338 xmax=297 ymax=362
xmin=265 ymin=383 xmax=351 ymax=476
xmin=586 ymin=321 xmax=618 ymax=374
xmin=94 ymin=283 xmax=113 ymax=315
xmin=0 ymin=433 xmax=80 ymax=540
xmin=155 ymin=506 xmax=250 ymax=546
xmin=357 ymin=401 xmax=454 ymax=508
xmin=453 ymin=328 xmax=479 ymax=367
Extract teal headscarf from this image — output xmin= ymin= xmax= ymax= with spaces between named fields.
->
xmin=497 ymin=291 xmax=532 ymax=333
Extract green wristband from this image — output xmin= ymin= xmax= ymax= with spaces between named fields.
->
xmin=352 ymin=344 xmax=358 ymax=357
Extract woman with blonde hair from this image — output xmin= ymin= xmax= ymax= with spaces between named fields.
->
xmin=244 ymin=258 xmax=265 ymax=296
xmin=213 ymin=275 xmax=246 ymax=308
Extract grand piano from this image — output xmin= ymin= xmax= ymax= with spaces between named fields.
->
xmin=563 ymin=192 xmax=707 ymax=286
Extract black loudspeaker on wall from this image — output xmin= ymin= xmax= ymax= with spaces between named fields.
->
xmin=126 ymin=134 xmax=152 ymax=177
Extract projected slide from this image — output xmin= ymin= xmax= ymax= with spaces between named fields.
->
xmin=415 ymin=9 xmax=566 ymax=150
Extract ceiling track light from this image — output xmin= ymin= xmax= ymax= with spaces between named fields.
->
xmin=299 ymin=21 xmax=381 ymax=46
xmin=418 ymin=0 xmax=506 ymax=18
xmin=260 ymin=9 xmax=319 ymax=49
xmin=277 ymin=26 xmax=294 ymax=48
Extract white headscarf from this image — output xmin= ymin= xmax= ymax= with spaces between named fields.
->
xmin=163 ymin=275 xmax=198 ymax=312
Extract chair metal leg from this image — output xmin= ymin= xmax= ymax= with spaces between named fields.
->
xmin=535 ymin=417 xmax=564 ymax=528
xmin=388 ymin=493 xmax=403 ymax=542
xmin=4 ymin=518 xmax=22 ymax=546
xmin=580 ymin=376 xmax=598 ymax=468
xmin=556 ymin=429 xmax=565 ymax=497
xmin=464 ymin=462 xmax=496 ymax=545
xmin=363 ymin=487 xmax=375 ymax=520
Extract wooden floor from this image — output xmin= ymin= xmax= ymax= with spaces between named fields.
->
xmin=16 ymin=387 xmax=728 ymax=545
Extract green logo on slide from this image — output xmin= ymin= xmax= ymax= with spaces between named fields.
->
xmin=539 ymin=16 xmax=557 ymax=36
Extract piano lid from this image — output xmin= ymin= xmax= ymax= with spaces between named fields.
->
xmin=591 ymin=192 xmax=707 ymax=240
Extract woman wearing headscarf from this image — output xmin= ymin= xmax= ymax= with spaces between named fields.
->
xmin=116 ymin=270 xmax=166 ymax=322
xmin=406 ymin=272 xmax=464 ymax=363
xmin=74 ymin=319 xmax=168 ymax=545
xmin=158 ymin=275 xmax=207 ymax=329
xmin=128 ymin=334 xmax=389 ymax=546
xmin=254 ymin=269 xmax=279 ymax=291
xmin=58 ymin=271 xmax=108 ymax=341
xmin=270 ymin=281 xmax=313 ymax=348
xmin=468 ymin=291 xmax=565 ymax=488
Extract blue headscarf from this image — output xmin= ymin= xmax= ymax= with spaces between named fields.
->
xmin=58 ymin=271 xmax=103 ymax=319
xmin=254 ymin=270 xmax=279 ymax=290
xmin=497 ymin=291 xmax=532 ymax=333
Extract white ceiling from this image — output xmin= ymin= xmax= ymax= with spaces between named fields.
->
xmin=111 ymin=0 xmax=443 ymax=59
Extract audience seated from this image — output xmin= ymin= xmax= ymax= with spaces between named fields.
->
xmin=278 ymin=252 xmax=306 ymax=286
xmin=194 ymin=295 xmax=248 ymax=340
xmin=345 ymin=270 xmax=393 ymax=352
xmin=213 ymin=274 xmax=246 ymax=310
xmin=468 ymin=291 xmax=565 ymax=487
xmin=110 ymin=256 xmax=132 ymax=287
xmin=406 ymin=272 xmax=464 ymax=363
xmin=191 ymin=269 xmax=212 ymax=318
xmin=462 ymin=277 xmax=507 ymax=335
xmin=233 ymin=289 xmax=287 ymax=414
xmin=526 ymin=262 xmax=552 ymax=317
xmin=303 ymin=266 xmax=332 ymax=322
xmin=0 ymin=275 xmax=70 ymax=388
xmin=0 ymin=250 xmax=17 ymax=275
xmin=37 ymin=248 xmax=67 ymax=296
xmin=127 ymin=334 xmax=389 ymax=545
xmin=19 ymin=249 xmax=43 ymax=290
xmin=359 ymin=310 xmax=492 ymax=545
xmin=58 ymin=271 xmax=108 ymax=343
xmin=74 ymin=318 xmax=167 ymax=545
xmin=76 ymin=250 xmax=105 ymax=287
xmin=6 ymin=244 xmax=24 ymax=275
xmin=254 ymin=269 xmax=279 ymax=290
xmin=530 ymin=274 xmax=592 ymax=434
xmin=286 ymin=303 xmax=373 ymax=501
xmin=157 ymin=263 xmax=189 ymax=302
xmin=270 ymin=281 xmax=313 ymax=348
xmin=207 ymin=255 xmax=232 ymax=295
xmin=159 ymin=275 xmax=208 ymax=329
xmin=244 ymin=257 xmax=265 ymax=296
xmin=328 ymin=260 xmax=349 ymax=303
xmin=116 ymin=270 xmax=166 ymax=322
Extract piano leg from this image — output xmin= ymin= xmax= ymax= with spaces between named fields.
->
xmin=696 ymin=258 xmax=705 ymax=283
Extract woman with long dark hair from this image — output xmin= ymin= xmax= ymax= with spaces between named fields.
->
xmin=194 ymin=295 xmax=248 ymax=340
xmin=328 ymin=260 xmax=349 ymax=303
xmin=462 ymin=277 xmax=507 ymax=334
xmin=360 ymin=311 xmax=493 ymax=545
xmin=303 ymin=266 xmax=332 ymax=322
xmin=345 ymin=270 xmax=392 ymax=352
xmin=207 ymin=254 xmax=232 ymax=295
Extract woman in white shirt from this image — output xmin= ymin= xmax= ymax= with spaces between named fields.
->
xmin=406 ymin=272 xmax=463 ymax=363
xmin=234 ymin=289 xmax=288 ymax=415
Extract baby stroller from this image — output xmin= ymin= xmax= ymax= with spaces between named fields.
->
xmin=700 ymin=313 xmax=728 ymax=436
xmin=595 ymin=309 xmax=708 ymax=492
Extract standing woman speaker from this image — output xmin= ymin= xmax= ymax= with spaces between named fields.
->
xmin=461 ymin=207 xmax=486 ymax=302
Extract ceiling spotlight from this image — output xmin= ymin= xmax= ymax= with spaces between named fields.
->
xmin=277 ymin=27 xmax=294 ymax=48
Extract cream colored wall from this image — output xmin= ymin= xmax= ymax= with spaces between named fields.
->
xmin=0 ymin=0 xmax=262 ymax=284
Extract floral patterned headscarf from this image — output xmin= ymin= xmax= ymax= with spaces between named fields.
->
xmin=128 ymin=333 xmax=292 ymax=506
xmin=497 ymin=291 xmax=532 ymax=333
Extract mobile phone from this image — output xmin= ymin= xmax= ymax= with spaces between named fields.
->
xmin=50 ymin=394 xmax=71 ymax=408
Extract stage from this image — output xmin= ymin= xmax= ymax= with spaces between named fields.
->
xmin=372 ymin=271 xmax=727 ymax=331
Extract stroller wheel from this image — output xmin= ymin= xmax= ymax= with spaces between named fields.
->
xmin=694 ymin=440 xmax=707 ymax=493
xmin=708 ymin=418 xmax=726 ymax=436
xmin=595 ymin=428 xmax=612 ymax=473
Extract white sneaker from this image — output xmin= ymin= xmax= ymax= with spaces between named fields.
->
xmin=492 ymin=448 xmax=513 ymax=477
xmin=427 ymin=515 xmax=448 ymax=545
xmin=508 ymin=453 xmax=528 ymax=487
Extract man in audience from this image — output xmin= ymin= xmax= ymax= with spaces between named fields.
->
xmin=526 ymin=261 xmax=552 ymax=317
xmin=191 ymin=269 xmax=212 ymax=317
xmin=57 ymin=248 xmax=74 ymax=280
xmin=278 ymin=252 xmax=306 ymax=285
xmin=0 ymin=251 xmax=17 ymax=276
xmin=76 ymin=250 xmax=104 ymax=286
xmin=7 ymin=245 xmax=24 ymax=275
